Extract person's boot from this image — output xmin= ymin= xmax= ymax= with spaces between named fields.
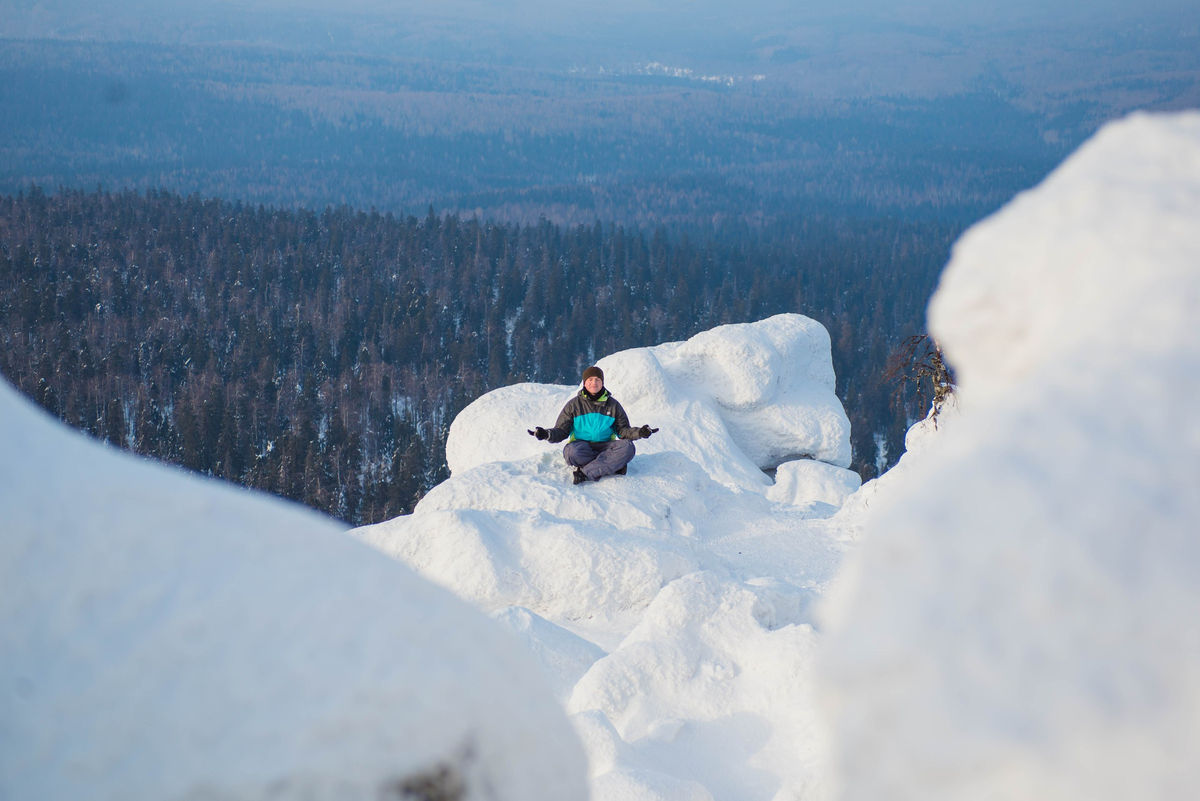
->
xmin=615 ymin=466 xmax=627 ymax=475
xmin=573 ymin=467 xmax=588 ymax=485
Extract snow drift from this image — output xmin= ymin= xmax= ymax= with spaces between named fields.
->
xmin=819 ymin=110 xmax=1200 ymax=800
xmin=0 ymin=379 xmax=587 ymax=801
xmin=355 ymin=313 xmax=860 ymax=800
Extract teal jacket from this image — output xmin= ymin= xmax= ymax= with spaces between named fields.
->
xmin=549 ymin=389 xmax=641 ymax=443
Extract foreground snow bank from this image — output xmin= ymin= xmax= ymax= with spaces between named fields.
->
xmin=0 ymin=380 xmax=586 ymax=801
xmin=356 ymin=314 xmax=858 ymax=801
xmin=820 ymin=110 xmax=1200 ymax=800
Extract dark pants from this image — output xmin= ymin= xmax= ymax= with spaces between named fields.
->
xmin=564 ymin=439 xmax=635 ymax=479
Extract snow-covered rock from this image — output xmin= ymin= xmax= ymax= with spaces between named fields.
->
xmin=819 ymin=110 xmax=1200 ymax=801
xmin=446 ymin=313 xmax=852 ymax=491
xmin=0 ymin=379 xmax=587 ymax=801
xmin=356 ymin=313 xmax=857 ymax=800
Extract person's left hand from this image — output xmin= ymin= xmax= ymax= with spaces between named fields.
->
xmin=639 ymin=425 xmax=659 ymax=439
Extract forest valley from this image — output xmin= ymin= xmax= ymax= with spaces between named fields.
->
xmin=0 ymin=187 xmax=957 ymax=525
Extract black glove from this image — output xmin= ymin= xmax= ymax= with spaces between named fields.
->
xmin=528 ymin=427 xmax=549 ymax=440
xmin=638 ymin=425 xmax=658 ymax=439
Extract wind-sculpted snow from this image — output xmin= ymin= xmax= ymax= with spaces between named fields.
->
xmin=567 ymin=572 xmax=830 ymax=801
xmin=0 ymin=380 xmax=586 ymax=801
xmin=768 ymin=458 xmax=863 ymax=508
xmin=445 ymin=314 xmax=852 ymax=489
xmin=819 ymin=111 xmax=1200 ymax=800
xmin=356 ymin=313 xmax=859 ymax=800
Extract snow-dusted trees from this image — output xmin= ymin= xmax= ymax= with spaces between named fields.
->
xmin=0 ymin=187 xmax=952 ymax=523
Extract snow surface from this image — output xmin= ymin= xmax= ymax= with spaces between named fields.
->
xmin=356 ymin=314 xmax=859 ymax=800
xmin=819 ymin=110 xmax=1200 ymax=800
xmin=0 ymin=379 xmax=586 ymax=801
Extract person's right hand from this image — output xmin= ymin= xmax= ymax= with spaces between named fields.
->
xmin=528 ymin=427 xmax=550 ymax=440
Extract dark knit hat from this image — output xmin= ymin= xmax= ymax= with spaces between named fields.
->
xmin=582 ymin=365 xmax=604 ymax=384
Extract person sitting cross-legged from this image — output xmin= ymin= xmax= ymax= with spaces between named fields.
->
xmin=528 ymin=366 xmax=657 ymax=484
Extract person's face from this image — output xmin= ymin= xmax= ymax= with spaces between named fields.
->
xmin=584 ymin=376 xmax=604 ymax=395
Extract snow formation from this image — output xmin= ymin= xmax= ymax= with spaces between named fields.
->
xmin=446 ymin=313 xmax=852 ymax=488
xmin=0 ymin=379 xmax=586 ymax=801
xmin=355 ymin=314 xmax=861 ymax=801
xmin=819 ymin=110 xmax=1200 ymax=800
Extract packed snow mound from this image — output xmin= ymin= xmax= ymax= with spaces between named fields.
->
xmin=364 ymin=313 xmax=858 ymax=626
xmin=0 ymin=379 xmax=586 ymax=801
xmin=356 ymin=313 xmax=859 ymax=801
xmin=358 ymin=438 xmax=849 ymax=635
xmin=446 ymin=313 xmax=852 ymax=491
xmin=819 ymin=110 xmax=1200 ymax=801
xmin=767 ymin=459 xmax=862 ymax=509
xmin=356 ymin=463 xmax=847 ymax=801
xmin=566 ymin=572 xmax=831 ymax=801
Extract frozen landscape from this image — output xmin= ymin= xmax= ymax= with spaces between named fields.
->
xmin=355 ymin=310 xmax=860 ymax=800
xmin=3 ymin=109 xmax=1199 ymax=800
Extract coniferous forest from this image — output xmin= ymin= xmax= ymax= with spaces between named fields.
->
xmin=0 ymin=187 xmax=956 ymax=525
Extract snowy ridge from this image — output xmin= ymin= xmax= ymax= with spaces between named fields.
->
xmin=355 ymin=313 xmax=859 ymax=799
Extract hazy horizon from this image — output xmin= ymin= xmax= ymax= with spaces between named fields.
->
xmin=5 ymin=0 xmax=1198 ymax=68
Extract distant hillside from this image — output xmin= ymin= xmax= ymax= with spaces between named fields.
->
xmin=6 ymin=7 xmax=1197 ymax=227
xmin=0 ymin=36 xmax=1096 ymax=228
